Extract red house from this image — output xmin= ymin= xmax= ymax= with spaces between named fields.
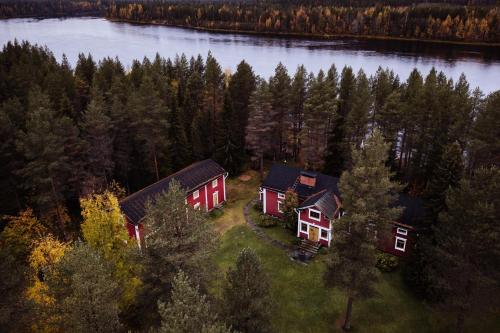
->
xmin=120 ymin=159 xmax=228 ymax=248
xmin=260 ymin=165 xmax=342 ymax=247
xmin=260 ymin=164 xmax=424 ymax=257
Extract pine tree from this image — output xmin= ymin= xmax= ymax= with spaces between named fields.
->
xmin=81 ymin=95 xmax=114 ymax=193
xmin=167 ymin=95 xmax=190 ymax=171
xmin=215 ymin=90 xmax=243 ymax=175
xmin=324 ymin=129 xmax=402 ymax=330
xmin=222 ymin=248 xmax=272 ymax=333
xmin=158 ymin=271 xmax=232 ymax=333
xmin=0 ymin=98 xmax=24 ymax=215
xmin=469 ymin=91 xmax=500 ymax=170
xmin=428 ymin=167 xmax=500 ymax=333
xmin=324 ymin=66 xmax=355 ymax=176
xmin=128 ymin=75 xmax=169 ymax=181
xmin=48 ymin=243 xmax=122 ymax=333
xmin=269 ymin=63 xmax=291 ymax=159
xmin=74 ymin=53 xmax=96 ymax=114
xmin=228 ymin=60 xmax=256 ymax=152
xmin=202 ymin=52 xmax=224 ymax=155
xmin=16 ymin=89 xmax=84 ymax=238
xmin=246 ymin=80 xmax=275 ymax=179
xmin=289 ymin=65 xmax=308 ymax=161
xmin=138 ymin=180 xmax=217 ymax=325
xmin=302 ymin=70 xmax=336 ymax=170
xmin=345 ymin=69 xmax=371 ymax=155
xmin=184 ymin=70 xmax=204 ymax=148
xmin=423 ymin=142 xmax=463 ymax=226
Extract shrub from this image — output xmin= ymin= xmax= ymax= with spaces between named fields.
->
xmin=376 ymin=252 xmax=399 ymax=272
xmin=209 ymin=207 xmax=224 ymax=219
xmin=257 ymin=215 xmax=277 ymax=227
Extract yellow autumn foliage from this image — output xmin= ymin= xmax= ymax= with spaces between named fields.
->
xmin=2 ymin=208 xmax=47 ymax=258
xmin=80 ymin=191 xmax=141 ymax=306
xmin=26 ymin=235 xmax=68 ymax=306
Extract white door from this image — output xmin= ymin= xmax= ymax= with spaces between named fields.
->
xmin=213 ymin=192 xmax=219 ymax=207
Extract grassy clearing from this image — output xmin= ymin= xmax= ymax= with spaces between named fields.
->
xmin=210 ymin=170 xmax=500 ymax=333
xmin=211 ymin=170 xmax=261 ymax=234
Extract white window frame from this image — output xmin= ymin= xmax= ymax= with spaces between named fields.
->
xmin=309 ymin=209 xmax=321 ymax=221
xmin=300 ymin=222 xmax=308 ymax=232
xmin=278 ymin=200 xmax=284 ymax=213
xmin=320 ymin=228 xmax=329 ymax=240
xmin=278 ymin=192 xmax=285 ymax=199
xmin=396 ymin=227 xmax=408 ymax=236
xmin=193 ymin=202 xmax=201 ymax=210
xmin=395 ymin=236 xmax=406 ymax=252
xmin=193 ymin=190 xmax=199 ymax=200
xmin=212 ymin=178 xmax=218 ymax=188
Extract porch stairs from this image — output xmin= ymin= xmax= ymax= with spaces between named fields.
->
xmin=298 ymin=239 xmax=321 ymax=257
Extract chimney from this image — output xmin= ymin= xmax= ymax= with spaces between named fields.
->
xmin=299 ymin=171 xmax=316 ymax=187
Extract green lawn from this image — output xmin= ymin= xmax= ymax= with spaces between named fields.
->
xmin=210 ymin=173 xmax=500 ymax=333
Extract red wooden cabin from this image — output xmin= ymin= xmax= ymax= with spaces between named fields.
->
xmin=120 ymin=159 xmax=228 ymax=248
xmin=260 ymin=164 xmax=424 ymax=257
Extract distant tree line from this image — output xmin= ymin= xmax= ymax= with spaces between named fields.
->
xmin=0 ymin=0 xmax=104 ymax=18
xmin=1 ymin=1 xmax=499 ymax=43
xmin=105 ymin=1 xmax=500 ymax=43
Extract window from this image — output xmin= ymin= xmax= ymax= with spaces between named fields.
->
xmin=320 ymin=229 xmax=328 ymax=240
xmin=301 ymin=223 xmax=307 ymax=232
xmin=278 ymin=201 xmax=283 ymax=213
xmin=396 ymin=227 xmax=408 ymax=236
xmin=278 ymin=192 xmax=285 ymax=199
xmin=193 ymin=190 xmax=199 ymax=200
xmin=194 ymin=202 xmax=201 ymax=210
xmin=395 ymin=237 xmax=406 ymax=252
xmin=309 ymin=209 xmax=321 ymax=221
xmin=212 ymin=178 xmax=218 ymax=188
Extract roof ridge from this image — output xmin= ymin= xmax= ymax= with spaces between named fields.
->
xmin=120 ymin=159 xmax=212 ymax=203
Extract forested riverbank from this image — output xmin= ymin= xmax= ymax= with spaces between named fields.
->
xmin=1 ymin=0 xmax=500 ymax=45
xmin=106 ymin=1 xmax=500 ymax=45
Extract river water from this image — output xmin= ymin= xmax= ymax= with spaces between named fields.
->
xmin=1 ymin=17 xmax=499 ymax=93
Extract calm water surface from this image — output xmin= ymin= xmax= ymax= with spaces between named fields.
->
xmin=1 ymin=17 xmax=499 ymax=93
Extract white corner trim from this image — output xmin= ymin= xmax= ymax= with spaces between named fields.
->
xmin=223 ymin=175 xmax=227 ymax=201
xmin=204 ymin=184 xmax=208 ymax=212
xmin=134 ymin=225 xmax=141 ymax=249
xmin=263 ymin=188 xmax=267 ymax=214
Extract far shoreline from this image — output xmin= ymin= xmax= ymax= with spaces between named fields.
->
xmin=1 ymin=15 xmax=500 ymax=48
xmin=108 ymin=17 xmax=500 ymax=49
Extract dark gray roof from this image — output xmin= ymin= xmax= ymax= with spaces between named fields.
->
xmin=299 ymin=190 xmax=338 ymax=219
xmin=261 ymin=164 xmax=340 ymax=199
xmin=395 ymin=194 xmax=425 ymax=228
xmin=120 ymin=159 xmax=226 ymax=225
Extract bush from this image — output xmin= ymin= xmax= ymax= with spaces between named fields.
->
xmin=376 ymin=252 xmax=399 ymax=272
xmin=209 ymin=207 xmax=224 ymax=219
xmin=257 ymin=215 xmax=277 ymax=228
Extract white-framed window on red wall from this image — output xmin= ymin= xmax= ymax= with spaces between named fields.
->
xmin=193 ymin=189 xmax=199 ymax=199
xmin=395 ymin=236 xmax=406 ymax=251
